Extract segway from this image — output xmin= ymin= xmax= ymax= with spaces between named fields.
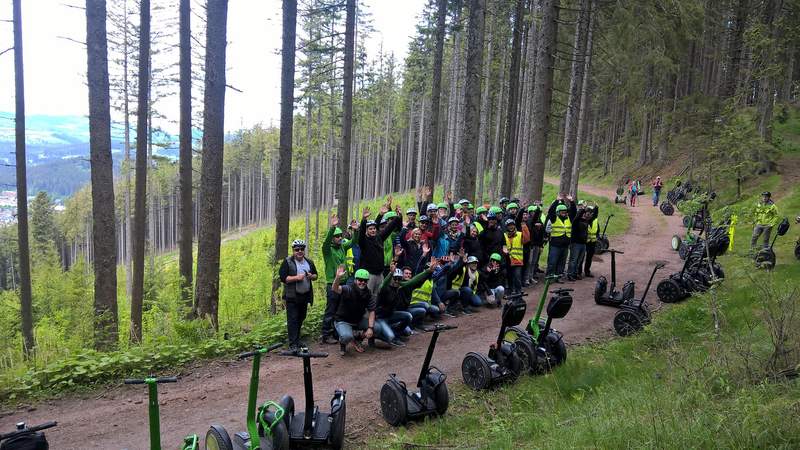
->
xmin=461 ymin=293 xmax=529 ymax=390
xmin=380 ymin=324 xmax=456 ymax=426
xmin=613 ymin=263 xmax=664 ymax=336
xmin=614 ymin=187 xmax=626 ymax=204
xmin=660 ymin=201 xmax=674 ymax=216
xmin=504 ymin=275 xmax=569 ymax=370
xmin=594 ymin=249 xmax=634 ymax=307
xmin=755 ymin=218 xmax=790 ymax=270
xmin=794 ymin=237 xmax=800 ymax=260
xmin=0 ymin=421 xmax=56 ymax=450
xmin=595 ymin=214 xmax=613 ymax=255
xmin=124 ymin=376 xmax=199 ymax=450
xmin=205 ymin=343 xmax=287 ymax=450
xmin=278 ymin=348 xmax=346 ymax=449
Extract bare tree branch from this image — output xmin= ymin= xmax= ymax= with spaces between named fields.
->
xmin=57 ymin=35 xmax=87 ymax=46
xmin=0 ymin=47 xmax=13 ymax=58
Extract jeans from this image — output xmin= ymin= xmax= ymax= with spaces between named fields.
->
xmin=630 ymin=192 xmax=637 ymax=206
xmin=286 ymin=298 xmax=309 ymax=347
xmin=459 ymin=287 xmax=483 ymax=307
xmin=751 ymin=225 xmax=772 ymax=250
xmin=584 ymin=242 xmax=596 ymax=275
xmin=482 ymin=285 xmax=505 ymax=305
xmin=375 ymin=311 xmax=413 ymax=342
xmin=507 ymin=265 xmax=523 ymax=293
xmin=568 ymin=243 xmax=586 ymax=277
xmin=653 ymin=190 xmax=661 ymax=206
xmin=407 ymin=305 xmax=428 ymax=326
xmin=440 ymin=289 xmax=461 ymax=309
xmin=410 ymin=301 xmax=440 ymax=319
xmin=547 ymin=245 xmax=569 ymax=276
xmin=335 ymin=316 xmax=369 ymax=345
xmin=525 ymin=246 xmax=542 ymax=282
xmin=322 ymin=284 xmax=339 ymax=339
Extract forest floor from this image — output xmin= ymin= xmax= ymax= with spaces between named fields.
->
xmin=0 ymin=180 xmax=684 ymax=449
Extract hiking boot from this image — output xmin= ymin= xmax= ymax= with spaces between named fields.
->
xmin=390 ymin=338 xmax=406 ymax=348
xmin=462 ymin=306 xmax=475 ymax=315
xmin=443 ymin=309 xmax=457 ymax=318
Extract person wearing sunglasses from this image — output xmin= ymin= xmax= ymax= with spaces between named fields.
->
xmin=279 ymin=239 xmax=318 ymax=350
xmin=332 ymin=266 xmax=376 ymax=356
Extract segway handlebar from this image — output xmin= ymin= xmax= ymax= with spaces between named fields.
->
xmin=550 ymin=288 xmax=574 ymax=294
xmin=237 ymin=342 xmax=283 ymax=360
xmin=0 ymin=421 xmax=57 ymax=441
xmin=280 ymin=349 xmax=329 ymax=358
xmin=123 ymin=376 xmax=177 ymax=385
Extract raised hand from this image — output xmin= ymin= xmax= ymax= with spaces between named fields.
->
xmin=336 ymin=265 xmax=346 ymax=279
xmin=446 ymin=190 xmax=453 ymax=202
xmin=330 ymin=214 xmax=339 ymax=227
xmin=394 ymin=244 xmax=404 ymax=258
xmin=422 ymin=240 xmax=431 ymax=254
xmin=379 ymin=204 xmax=389 ymax=215
xmin=362 ymin=207 xmax=371 ymax=219
xmin=502 ymin=245 xmax=509 ymax=255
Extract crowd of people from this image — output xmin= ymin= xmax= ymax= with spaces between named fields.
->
xmin=279 ymin=191 xmax=605 ymax=355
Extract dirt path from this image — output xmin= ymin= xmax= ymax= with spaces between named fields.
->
xmin=0 ymin=181 xmax=685 ymax=449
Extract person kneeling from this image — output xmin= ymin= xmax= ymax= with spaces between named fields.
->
xmin=332 ymin=266 xmax=376 ymax=356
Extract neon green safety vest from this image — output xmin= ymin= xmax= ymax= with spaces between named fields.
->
xmin=587 ymin=218 xmax=598 ymax=243
xmin=551 ymin=217 xmax=572 ymax=238
xmin=505 ymin=232 xmax=524 ymax=266
xmin=411 ymin=279 xmax=433 ymax=304
xmin=345 ymin=248 xmax=355 ymax=275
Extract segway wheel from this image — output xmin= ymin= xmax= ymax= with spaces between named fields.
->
xmin=594 ymin=276 xmax=608 ymax=304
xmin=514 ymin=338 xmax=535 ymax=374
xmin=462 ymin=352 xmax=492 ymax=390
xmin=433 ymin=381 xmax=449 ymax=416
xmin=755 ymin=248 xmax=776 ymax=270
xmin=278 ymin=394 xmax=294 ymax=431
xmin=330 ymin=397 xmax=346 ymax=450
xmin=379 ymin=381 xmax=407 ymax=426
xmin=614 ymin=310 xmax=644 ymax=337
xmin=795 ymin=241 xmax=800 ymax=260
xmin=678 ymin=243 xmax=689 ymax=260
xmin=657 ymin=278 xmax=683 ymax=303
xmin=542 ymin=330 xmax=568 ymax=367
xmin=503 ymin=325 xmax=528 ymax=343
xmin=682 ymin=216 xmax=690 ymax=228
xmin=205 ymin=425 xmax=234 ymax=450
xmin=597 ymin=237 xmax=610 ymax=254
xmin=671 ymin=235 xmax=682 ymax=251
xmin=258 ymin=409 xmax=290 ymax=450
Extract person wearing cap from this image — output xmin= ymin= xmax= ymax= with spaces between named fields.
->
xmin=583 ymin=205 xmax=600 ymax=277
xmin=751 ymin=191 xmax=780 ymax=251
xmin=545 ymin=196 xmax=577 ymax=278
xmin=405 ymin=208 xmax=418 ymax=231
xmin=450 ymin=254 xmax=484 ymax=313
xmin=652 ymin=176 xmax=663 ymax=206
xmin=505 ymin=202 xmax=520 ymax=222
xmin=332 ymin=266 xmax=376 ymax=355
xmin=320 ymin=214 xmax=358 ymax=344
xmin=375 ymin=259 xmax=440 ymax=346
xmin=479 ymin=211 xmax=506 ymax=264
xmin=525 ymin=204 xmax=545 ymax=284
xmin=380 ymin=209 xmax=403 ymax=274
xmin=478 ymin=252 xmax=506 ymax=307
xmin=499 ymin=197 xmax=510 ymax=211
xmin=503 ymin=218 xmax=530 ymax=294
xmin=279 ymin=239 xmax=319 ymax=350
xmin=359 ymin=205 xmax=402 ymax=300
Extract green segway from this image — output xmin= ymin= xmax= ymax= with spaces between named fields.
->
xmin=123 ymin=376 xmax=199 ymax=450
xmin=206 ymin=343 xmax=288 ymax=450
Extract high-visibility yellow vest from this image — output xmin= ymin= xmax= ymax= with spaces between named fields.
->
xmin=472 ymin=222 xmax=484 ymax=234
xmin=345 ymin=248 xmax=355 ymax=275
xmin=451 ymin=266 xmax=466 ymax=288
xmin=411 ymin=279 xmax=433 ymax=304
xmin=505 ymin=232 xmax=524 ymax=266
xmin=587 ymin=218 xmax=599 ymax=243
xmin=728 ymin=214 xmax=738 ymax=251
xmin=551 ymin=217 xmax=572 ymax=238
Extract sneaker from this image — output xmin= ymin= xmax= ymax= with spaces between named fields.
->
xmin=320 ymin=335 xmax=337 ymax=345
xmin=339 ymin=343 xmax=347 ymax=356
xmin=390 ymin=339 xmax=406 ymax=348
xmin=443 ymin=309 xmax=457 ymax=318
xmin=463 ymin=306 xmax=475 ymax=315
xmin=566 ymin=275 xmax=576 ymax=282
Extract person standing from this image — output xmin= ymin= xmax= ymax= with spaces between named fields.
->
xmin=629 ymin=179 xmax=638 ymax=206
xmin=545 ymin=197 xmax=576 ymax=278
xmin=503 ymin=218 xmax=529 ymax=293
xmin=525 ymin=205 xmax=545 ymax=284
xmin=584 ymin=205 xmax=600 ymax=277
xmin=567 ymin=208 xmax=591 ymax=281
xmin=652 ymin=176 xmax=663 ymax=206
xmin=320 ymin=214 xmax=356 ymax=344
xmin=358 ymin=205 xmax=401 ymax=299
xmin=279 ymin=239 xmax=318 ymax=350
xmin=751 ymin=191 xmax=780 ymax=252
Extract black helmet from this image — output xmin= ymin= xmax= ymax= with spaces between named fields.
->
xmin=762 ymin=191 xmax=771 ymax=197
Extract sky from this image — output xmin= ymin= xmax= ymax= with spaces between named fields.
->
xmin=0 ymin=0 xmax=426 ymax=132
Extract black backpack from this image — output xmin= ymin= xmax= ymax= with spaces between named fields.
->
xmin=0 ymin=432 xmax=49 ymax=450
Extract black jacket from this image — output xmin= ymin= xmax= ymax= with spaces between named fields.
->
xmin=334 ymin=284 xmax=376 ymax=323
xmin=279 ymin=256 xmax=318 ymax=304
xmin=478 ymin=264 xmax=506 ymax=294
xmin=478 ymin=225 xmax=505 ymax=263
xmin=358 ymin=215 xmax=401 ymax=275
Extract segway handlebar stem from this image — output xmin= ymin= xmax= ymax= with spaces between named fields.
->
xmin=0 ymin=422 xmax=57 ymax=441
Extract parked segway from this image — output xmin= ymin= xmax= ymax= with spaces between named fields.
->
xmin=0 ymin=421 xmax=56 ymax=450
xmin=380 ymin=324 xmax=456 ymax=426
xmin=205 ymin=343 xmax=287 ymax=450
xmin=613 ymin=263 xmax=664 ymax=336
xmin=594 ymin=249 xmax=634 ymax=307
xmin=504 ymin=274 xmax=569 ymax=370
xmin=660 ymin=201 xmax=674 ymax=216
xmin=595 ymin=214 xmax=613 ymax=254
xmin=755 ymin=218 xmax=790 ymax=270
xmin=461 ymin=292 xmax=529 ymax=390
xmin=278 ymin=348 xmax=346 ymax=449
xmin=124 ymin=376 xmax=199 ymax=450
xmin=614 ymin=187 xmax=626 ymax=204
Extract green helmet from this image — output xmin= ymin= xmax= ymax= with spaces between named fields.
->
xmin=489 ymin=206 xmax=503 ymax=214
xmin=354 ymin=269 xmax=370 ymax=280
xmin=383 ymin=211 xmax=398 ymax=220
xmin=453 ymin=203 xmax=463 ymax=210
xmin=527 ymin=205 xmax=540 ymax=212
xmin=475 ymin=206 xmax=487 ymax=215
xmin=333 ymin=227 xmax=343 ymax=236
xmin=437 ymin=202 xmax=449 ymax=209
xmin=507 ymin=202 xmax=519 ymax=210
xmin=490 ymin=253 xmax=502 ymax=262
xmin=556 ymin=204 xmax=568 ymax=212
xmin=467 ymin=202 xmax=474 ymax=209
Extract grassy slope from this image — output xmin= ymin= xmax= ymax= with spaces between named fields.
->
xmin=371 ymin=114 xmax=800 ymax=449
xmin=0 ymin=184 xmax=628 ymax=403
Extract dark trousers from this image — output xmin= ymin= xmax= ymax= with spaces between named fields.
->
xmin=584 ymin=242 xmax=596 ymax=275
xmin=547 ymin=245 xmax=569 ymax=276
xmin=322 ymin=284 xmax=339 ymax=339
xmin=508 ymin=265 xmax=523 ymax=293
xmin=286 ymin=297 xmax=310 ymax=347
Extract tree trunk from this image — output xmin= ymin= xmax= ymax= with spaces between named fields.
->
xmin=272 ymin=0 xmax=297 ymax=315
xmin=178 ymin=0 xmax=193 ymax=311
xmin=423 ymin=0 xmax=448 ymax=202
xmin=86 ymin=0 xmax=118 ymax=350
xmin=522 ymin=0 xmax=558 ymax=202
xmin=335 ymin=0 xmax=355 ymax=220
xmin=195 ymin=0 xmax=228 ymax=328
xmin=130 ymin=0 xmax=150 ymax=344
xmin=476 ymin=12 xmax=494 ymax=204
xmin=500 ymin=0 xmax=525 ymax=197
xmin=570 ymin=1 xmax=595 ymax=198
xmin=122 ymin=0 xmax=133 ymax=301
xmin=721 ymin=0 xmax=749 ymax=99
xmin=13 ymin=0 xmax=34 ymax=357
xmin=558 ymin=0 xmax=589 ymax=194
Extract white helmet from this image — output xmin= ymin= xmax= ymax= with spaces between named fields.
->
xmin=291 ymin=239 xmax=306 ymax=249
xmin=393 ymin=268 xmax=404 ymax=278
